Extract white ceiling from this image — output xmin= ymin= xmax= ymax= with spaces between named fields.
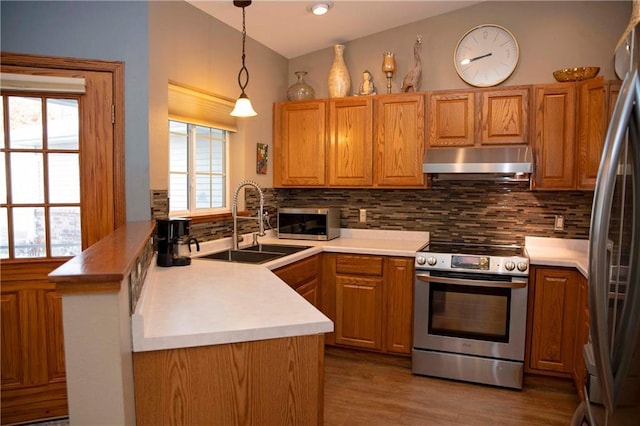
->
xmin=186 ymin=1 xmax=484 ymax=59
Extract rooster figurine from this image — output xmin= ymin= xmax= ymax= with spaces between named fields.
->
xmin=402 ymin=35 xmax=423 ymax=93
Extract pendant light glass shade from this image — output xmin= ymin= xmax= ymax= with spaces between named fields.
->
xmin=231 ymin=1 xmax=257 ymax=117
xmin=230 ymin=94 xmax=257 ymax=117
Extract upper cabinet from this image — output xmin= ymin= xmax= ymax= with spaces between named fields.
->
xmin=374 ymin=94 xmax=425 ymax=187
xmin=427 ymin=86 xmax=529 ymax=147
xmin=274 ymin=93 xmax=425 ymax=188
xmin=273 ymin=100 xmax=326 ymax=187
xmin=532 ymin=77 xmax=620 ymax=190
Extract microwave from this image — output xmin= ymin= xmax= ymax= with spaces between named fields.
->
xmin=277 ymin=207 xmax=340 ymax=241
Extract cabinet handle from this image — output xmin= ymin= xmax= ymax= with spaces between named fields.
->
xmin=415 ymin=274 xmax=527 ymax=289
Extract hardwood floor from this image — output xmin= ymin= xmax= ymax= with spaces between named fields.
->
xmin=324 ymin=347 xmax=579 ymax=425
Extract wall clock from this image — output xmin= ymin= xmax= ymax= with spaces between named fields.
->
xmin=454 ymin=24 xmax=519 ymax=87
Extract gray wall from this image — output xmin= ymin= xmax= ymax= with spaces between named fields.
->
xmin=288 ymin=1 xmax=630 ymax=98
xmin=1 ymin=0 xmax=150 ymax=222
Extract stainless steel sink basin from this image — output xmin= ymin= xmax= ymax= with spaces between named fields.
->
xmin=199 ymin=249 xmax=284 ymax=264
xmin=240 ymin=243 xmax=310 ymax=255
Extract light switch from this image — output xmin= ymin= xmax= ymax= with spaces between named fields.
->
xmin=554 ymin=215 xmax=564 ymax=231
xmin=359 ymin=209 xmax=367 ymax=223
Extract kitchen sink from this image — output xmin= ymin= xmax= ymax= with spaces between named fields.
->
xmin=199 ymin=249 xmax=284 ymax=264
xmin=240 ymin=243 xmax=311 ymax=255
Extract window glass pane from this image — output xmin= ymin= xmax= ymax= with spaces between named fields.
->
xmin=169 ymin=174 xmax=187 ymax=212
xmin=1 ymin=96 xmax=4 ymax=149
xmin=0 ymin=208 xmax=8 ymax=259
xmin=8 ymin=96 xmax=43 ymax=149
xmin=0 ymin=152 xmax=5 ymax=204
xmin=47 ymin=98 xmax=79 ymax=150
xmin=195 ymin=137 xmax=211 ymax=173
xmin=169 ymin=133 xmax=188 ymax=173
xmin=11 ymin=152 xmax=44 ymax=203
xmin=50 ymin=206 xmax=81 ymax=257
xmin=212 ymin=139 xmax=225 ymax=174
xmin=212 ymin=175 xmax=224 ymax=208
xmin=48 ymin=153 xmax=79 ymax=203
xmin=169 ymin=120 xmax=187 ymax=134
xmin=13 ymin=206 xmax=46 ymax=258
xmin=195 ymin=175 xmax=211 ymax=209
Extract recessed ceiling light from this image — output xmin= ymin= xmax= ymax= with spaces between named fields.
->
xmin=310 ymin=2 xmax=332 ymax=16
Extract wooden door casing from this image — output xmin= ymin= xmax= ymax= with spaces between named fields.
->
xmin=0 ymin=52 xmax=125 ymax=425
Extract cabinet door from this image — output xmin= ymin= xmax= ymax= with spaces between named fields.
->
xmin=274 ymin=255 xmax=320 ymax=309
xmin=335 ymin=275 xmax=383 ymax=350
xmin=529 ymin=267 xmax=580 ymax=375
xmin=296 ymin=278 xmax=319 ymax=308
xmin=573 ymin=275 xmax=589 ymax=401
xmin=273 ymin=100 xmax=326 ymax=186
xmin=532 ymin=84 xmax=577 ymax=190
xmin=328 ymin=97 xmax=373 ymax=186
xmin=374 ymin=94 xmax=425 ymax=187
xmin=577 ymin=77 xmax=607 ymax=190
xmin=479 ymin=88 xmax=529 ymax=145
xmin=428 ymin=91 xmax=475 ymax=147
xmin=384 ymin=257 xmax=414 ymax=355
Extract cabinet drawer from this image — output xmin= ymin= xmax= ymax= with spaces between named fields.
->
xmin=274 ymin=255 xmax=319 ymax=288
xmin=336 ymin=254 xmax=383 ymax=276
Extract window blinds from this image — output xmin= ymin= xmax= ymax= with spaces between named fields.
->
xmin=1 ymin=72 xmax=86 ymax=93
xmin=168 ymin=82 xmax=237 ymax=132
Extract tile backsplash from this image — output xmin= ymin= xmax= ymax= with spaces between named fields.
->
xmin=152 ymin=181 xmax=593 ymax=246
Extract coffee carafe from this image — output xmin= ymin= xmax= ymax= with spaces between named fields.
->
xmin=156 ymin=217 xmax=193 ymax=267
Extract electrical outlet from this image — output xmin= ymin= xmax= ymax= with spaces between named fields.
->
xmin=359 ymin=209 xmax=367 ymax=223
xmin=554 ymin=215 xmax=565 ymax=231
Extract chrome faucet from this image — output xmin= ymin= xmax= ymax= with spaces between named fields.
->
xmin=232 ymin=180 xmax=266 ymax=250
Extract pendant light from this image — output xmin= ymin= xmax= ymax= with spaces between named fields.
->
xmin=230 ymin=0 xmax=257 ymax=117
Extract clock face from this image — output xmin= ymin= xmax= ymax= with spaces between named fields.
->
xmin=454 ymin=24 xmax=519 ymax=87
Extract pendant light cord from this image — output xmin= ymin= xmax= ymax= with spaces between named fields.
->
xmin=237 ymin=5 xmax=249 ymax=95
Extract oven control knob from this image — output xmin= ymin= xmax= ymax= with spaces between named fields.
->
xmin=427 ymin=256 xmax=438 ymax=266
xmin=416 ymin=256 xmax=426 ymax=265
xmin=517 ymin=262 xmax=528 ymax=272
xmin=505 ymin=261 xmax=516 ymax=271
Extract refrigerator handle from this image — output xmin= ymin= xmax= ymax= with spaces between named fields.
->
xmin=589 ymin=67 xmax=639 ymax=414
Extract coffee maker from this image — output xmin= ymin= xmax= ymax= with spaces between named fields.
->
xmin=156 ymin=217 xmax=192 ymax=267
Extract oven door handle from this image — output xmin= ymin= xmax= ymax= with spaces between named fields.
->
xmin=416 ymin=274 xmax=527 ymax=289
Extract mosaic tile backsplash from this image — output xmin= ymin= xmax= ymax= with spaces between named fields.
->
xmin=152 ymin=181 xmax=594 ymax=246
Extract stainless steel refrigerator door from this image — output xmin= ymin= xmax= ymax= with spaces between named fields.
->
xmin=585 ymin=62 xmax=640 ymax=425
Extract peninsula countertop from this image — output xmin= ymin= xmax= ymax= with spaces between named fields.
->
xmin=132 ymin=229 xmax=429 ymax=352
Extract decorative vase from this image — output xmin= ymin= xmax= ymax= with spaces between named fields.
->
xmin=328 ymin=44 xmax=351 ymax=98
xmin=287 ymin=71 xmax=315 ymax=101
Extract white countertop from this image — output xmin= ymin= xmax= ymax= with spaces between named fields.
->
xmin=525 ymin=236 xmax=589 ymax=277
xmin=132 ymin=229 xmax=429 ymax=353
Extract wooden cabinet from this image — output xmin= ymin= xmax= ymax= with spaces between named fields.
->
xmin=273 ymin=255 xmax=320 ymax=309
xmin=533 ymin=77 xmax=618 ymax=190
xmin=479 ymin=88 xmax=529 ymax=145
xmin=322 ymin=253 xmax=414 ymax=355
xmin=427 ymin=87 xmax=529 ymax=147
xmin=274 ymin=93 xmax=425 ymax=188
xmin=573 ymin=274 xmax=590 ymax=400
xmin=328 ymin=97 xmax=374 ymax=186
xmin=532 ymin=84 xmax=577 ymax=190
xmin=273 ymin=100 xmax=326 ymax=187
xmin=526 ymin=266 xmax=581 ymax=376
xmin=375 ymin=94 xmax=425 ymax=186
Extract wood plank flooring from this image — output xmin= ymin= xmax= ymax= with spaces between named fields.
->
xmin=324 ymin=347 xmax=579 ymax=425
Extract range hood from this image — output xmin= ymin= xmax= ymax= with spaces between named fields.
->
xmin=422 ymin=146 xmax=533 ymax=181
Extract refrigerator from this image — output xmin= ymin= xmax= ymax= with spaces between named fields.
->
xmin=571 ymin=20 xmax=640 ymax=426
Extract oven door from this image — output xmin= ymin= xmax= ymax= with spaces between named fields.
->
xmin=414 ymin=270 xmax=528 ymax=361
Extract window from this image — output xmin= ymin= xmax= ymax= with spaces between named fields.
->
xmin=168 ymin=120 xmax=229 ymax=215
xmin=1 ymin=94 xmax=81 ymax=259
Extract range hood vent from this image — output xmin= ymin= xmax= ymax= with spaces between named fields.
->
xmin=422 ymin=146 xmax=533 ymax=181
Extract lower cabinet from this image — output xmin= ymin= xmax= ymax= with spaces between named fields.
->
xmin=526 ymin=266 xmax=581 ymax=377
xmin=322 ymin=253 xmax=414 ymax=355
xmin=273 ymin=254 xmax=320 ymax=308
xmin=573 ymin=274 xmax=590 ymax=400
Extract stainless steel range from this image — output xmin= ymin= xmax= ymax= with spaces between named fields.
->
xmin=412 ymin=241 xmax=529 ymax=389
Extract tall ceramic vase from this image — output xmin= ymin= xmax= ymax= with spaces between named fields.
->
xmin=328 ymin=44 xmax=351 ymax=98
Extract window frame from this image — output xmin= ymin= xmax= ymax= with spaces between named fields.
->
xmin=168 ymin=119 xmax=230 ymax=218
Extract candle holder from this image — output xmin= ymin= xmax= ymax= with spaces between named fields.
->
xmin=382 ymin=52 xmax=396 ymax=94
